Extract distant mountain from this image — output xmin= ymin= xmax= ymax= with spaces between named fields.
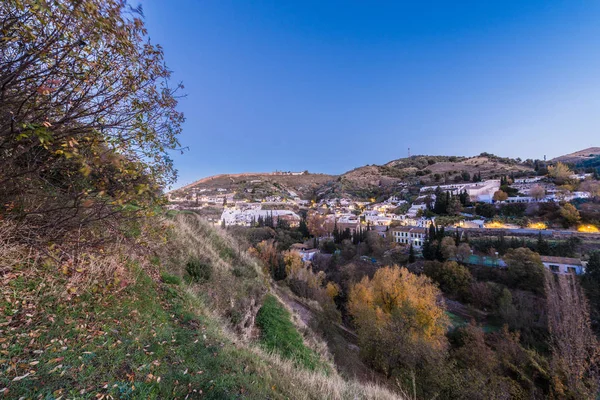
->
xmin=552 ymin=147 xmax=600 ymax=164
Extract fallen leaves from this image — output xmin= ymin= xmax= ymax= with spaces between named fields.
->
xmin=12 ymin=372 xmax=30 ymax=381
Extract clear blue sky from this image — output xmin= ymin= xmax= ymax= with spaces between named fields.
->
xmin=143 ymin=1 xmax=600 ymax=188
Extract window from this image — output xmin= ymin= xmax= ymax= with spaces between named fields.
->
xmin=549 ymin=265 xmax=559 ymax=273
xmin=567 ymin=267 xmax=577 ymax=274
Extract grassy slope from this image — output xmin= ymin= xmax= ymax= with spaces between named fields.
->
xmin=256 ymin=294 xmax=325 ymax=371
xmin=0 ymin=215 xmax=401 ymax=399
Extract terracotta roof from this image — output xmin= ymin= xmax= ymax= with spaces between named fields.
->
xmin=540 ymin=256 xmax=582 ymax=266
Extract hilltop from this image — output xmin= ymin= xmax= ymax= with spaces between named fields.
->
xmin=171 ymin=172 xmax=335 ymax=201
xmin=552 ymin=147 xmax=600 ymax=163
xmin=320 ymin=154 xmax=534 ymax=199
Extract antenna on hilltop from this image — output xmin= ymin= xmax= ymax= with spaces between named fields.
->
xmin=408 ymin=147 xmax=411 ymax=158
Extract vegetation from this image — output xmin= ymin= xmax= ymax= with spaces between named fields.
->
xmin=348 ymin=266 xmax=449 ymax=397
xmin=0 ymin=0 xmax=183 ymax=242
xmin=256 ymin=295 xmax=324 ymax=370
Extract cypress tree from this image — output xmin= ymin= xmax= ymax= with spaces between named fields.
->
xmin=298 ymin=218 xmax=309 ymax=238
xmin=429 ymin=223 xmax=437 ymax=240
xmin=332 ymin=220 xmax=340 ymax=243
xmin=409 ymin=244 xmax=416 ymax=263
xmin=438 ymin=226 xmax=445 ymax=241
xmin=537 ymin=232 xmax=549 ymax=255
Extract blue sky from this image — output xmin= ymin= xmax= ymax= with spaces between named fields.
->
xmin=143 ymin=1 xmax=600 ymax=188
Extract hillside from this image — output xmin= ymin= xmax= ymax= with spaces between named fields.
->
xmin=0 ymin=215 xmax=402 ymax=399
xmin=317 ymin=154 xmax=534 ymax=200
xmin=552 ymin=147 xmax=600 ymax=163
xmin=174 ymin=153 xmax=536 ymax=202
xmin=171 ymin=172 xmax=335 ymax=201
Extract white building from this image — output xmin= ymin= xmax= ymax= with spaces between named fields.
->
xmin=220 ymin=209 xmax=300 ymax=227
xmin=390 ymin=226 xmax=428 ymax=248
xmin=540 ymin=256 xmax=585 ymax=275
xmin=420 ymin=180 xmax=500 ymax=204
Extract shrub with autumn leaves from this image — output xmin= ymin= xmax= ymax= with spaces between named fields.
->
xmin=0 ymin=0 xmax=183 ymax=243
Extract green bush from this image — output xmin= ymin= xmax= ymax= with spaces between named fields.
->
xmin=256 ymin=295 xmax=322 ymax=370
xmin=185 ymin=257 xmax=212 ymax=283
xmin=160 ymin=272 xmax=181 ymax=285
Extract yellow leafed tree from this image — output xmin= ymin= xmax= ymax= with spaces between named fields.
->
xmin=348 ymin=266 xmax=449 ymax=395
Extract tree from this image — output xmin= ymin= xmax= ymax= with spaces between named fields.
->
xmin=0 ymin=0 xmax=183 ymax=242
xmin=493 ymin=190 xmax=509 ymax=202
xmin=581 ymin=251 xmax=600 ymax=333
xmin=298 ymin=217 xmax=310 ymax=238
xmin=446 ymin=195 xmax=463 ymax=215
xmin=456 ymin=243 xmax=471 ymax=263
xmin=325 ymin=281 xmax=340 ymax=300
xmin=440 ymin=236 xmax=457 ymax=260
xmin=580 ymin=179 xmax=600 ymax=199
xmin=365 ymin=231 xmax=385 ymax=257
xmin=408 ymin=244 xmax=416 ymax=263
xmin=530 ymin=185 xmax=546 ymax=201
xmin=536 ymin=232 xmax=550 ymax=255
xmin=306 ymin=212 xmax=328 ymax=237
xmin=548 ymin=162 xmax=572 ymax=184
xmin=250 ymin=239 xmax=283 ymax=279
xmin=283 ymin=250 xmax=304 ymax=278
xmin=423 ymin=261 xmax=473 ymax=300
xmin=348 ymin=266 xmax=449 ymax=393
xmin=559 ymin=203 xmax=581 ymax=228
xmin=504 ymin=248 xmax=545 ymax=294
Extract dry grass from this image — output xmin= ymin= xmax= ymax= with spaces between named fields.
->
xmin=1 ymin=214 xmax=405 ymax=399
xmin=164 ymin=213 xmax=406 ymax=399
xmin=249 ymin=348 xmax=405 ymax=400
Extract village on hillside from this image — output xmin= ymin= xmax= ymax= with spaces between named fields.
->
xmin=169 ymin=159 xmax=600 ymax=276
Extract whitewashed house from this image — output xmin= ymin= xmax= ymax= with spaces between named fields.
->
xmin=540 ymin=256 xmax=585 ymax=275
xmin=390 ymin=226 xmax=428 ymax=248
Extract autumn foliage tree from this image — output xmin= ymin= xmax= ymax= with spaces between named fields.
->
xmin=548 ymin=162 xmax=573 ymax=185
xmin=348 ymin=266 xmax=449 ymax=396
xmin=493 ymin=190 xmax=509 ymax=202
xmin=0 ymin=0 xmax=184 ymax=243
xmin=306 ymin=211 xmax=328 ymax=237
xmin=559 ymin=203 xmax=581 ymax=228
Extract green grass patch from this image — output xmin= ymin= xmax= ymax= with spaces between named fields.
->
xmin=256 ymin=295 xmax=323 ymax=371
xmin=160 ymin=271 xmax=181 ymax=285
xmin=0 ymin=269 xmax=290 ymax=399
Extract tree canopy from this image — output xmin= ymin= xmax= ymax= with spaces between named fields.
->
xmin=348 ymin=265 xmax=449 ymax=387
xmin=1 ymin=0 xmax=184 ymax=241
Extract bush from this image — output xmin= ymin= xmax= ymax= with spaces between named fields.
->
xmin=185 ymin=257 xmax=212 ymax=282
xmin=424 ymin=261 xmax=473 ymax=301
xmin=160 ymin=272 xmax=181 ymax=285
xmin=319 ymin=240 xmax=337 ymax=254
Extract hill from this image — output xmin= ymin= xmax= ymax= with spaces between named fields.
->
xmin=317 ymin=154 xmax=534 ymax=200
xmin=0 ymin=214 xmax=401 ymax=399
xmin=552 ymin=147 xmax=600 ymax=164
xmin=171 ymin=172 xmax=335 ymax=201
xmin=174 ymin=153 xmax=536 ymax=202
